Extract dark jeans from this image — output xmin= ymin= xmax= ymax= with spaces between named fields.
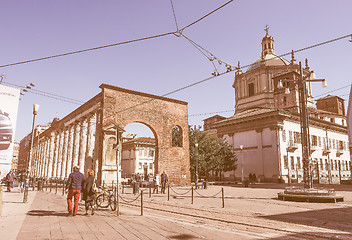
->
xmin=85 ymin=200 xmax=95 ymax=210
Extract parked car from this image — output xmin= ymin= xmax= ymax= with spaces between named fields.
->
xmin=0 ymin=112 xmax=12 ymax=150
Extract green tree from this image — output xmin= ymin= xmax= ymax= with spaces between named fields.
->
xmin=189 ymin=126 xmax=237 ymax=180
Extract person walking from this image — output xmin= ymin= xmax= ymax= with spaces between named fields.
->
xmin=82 ymin=169 xmax=98 ymax=216
xmin=5 ymin=170 xmax=15 ymax=192
xmin=153 ymin=173 xmax=159 ymax=194
xmin=66 ymin=166 xmax=84 ymax=216
xmin=160 ymin=171 xmax=168 ymax=194
xmin=19 ymin=171 xmax=26 ymax=193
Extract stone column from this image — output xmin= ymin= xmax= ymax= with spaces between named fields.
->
xmin=44 ymin=138 xmax=50 ymax=178
xmin=52 ymin=133 xmax=59 ymax=178
xmin=66 ymin=125 xmax=75 ymax=177
xmin=85 ymin=114 xmax=95 ymax=175
xmin=61 ymin=128 xmax=69 ymax=178
xmin=57 ymin=130 xmax=64 ymax=178
xmin=94 ymin=111 xmax=102 ymax=182
xmin=47 ymin=132 xmax=55 ymax=178
xmin=38 ymin=141 xmax=44 ymax=177
xmin=78 ymin=118 xmax=88 ymax=174
xmin=256 ymin=128 xmax=264 ymax=179
xmin=72 ymin=121 xmax=81 ymax=168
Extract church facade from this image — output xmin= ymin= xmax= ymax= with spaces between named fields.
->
xmin=204 ymin=29 xmax=351 ymax=184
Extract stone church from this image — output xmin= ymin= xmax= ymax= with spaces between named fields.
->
xmin=204 ymin=29 xmax=351 ymax=184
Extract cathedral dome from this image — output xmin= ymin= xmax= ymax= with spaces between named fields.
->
xmin=246 ymin=53 xmax=290 ymax=72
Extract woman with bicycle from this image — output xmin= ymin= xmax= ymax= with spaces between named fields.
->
xmin=82 ymin=169 xmax=99 ymax=215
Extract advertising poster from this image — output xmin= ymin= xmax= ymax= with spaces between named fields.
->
xmin=0 ymin=84 xmax=20 ymax=179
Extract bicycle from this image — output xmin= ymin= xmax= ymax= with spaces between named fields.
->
xmin=96 ymin=187 xmax=117 ymax=211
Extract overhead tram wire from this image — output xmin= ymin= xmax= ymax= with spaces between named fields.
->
xmin=2 ymin=81 xmax=84 ymax=105
xmin=99 ymin=33 xmax=352 ymax=123
xmin=0 ymin=1 xmax=235 ymax=69
xmin=0 ymin=32 xmax=176 ymax=68
xmin=180 ymin=0 xmax=235 ymax=32
xmin=313 ymin=84 xmax=351 ymax=99
xmin=169 ymin=0 xmax=179 ymax=31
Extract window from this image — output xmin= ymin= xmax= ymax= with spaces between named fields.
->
xmin=297 ymin=157 xmax=301 ymax=169
xmin=172 ymin=125 xmax=183 ymax=147
xmin=325 ymin=159 xmax=329 ymax=170
xmin=289 ymin=131 xmax=293 ymax=143
xmin=333 ymin=139 xmax=336 ymax=149
xmin=311 ymin=135 xmax=317 ymax=146
xmin=283 ymin=96 xmax=287 ymax=105
xmin=138 ymin=162 xmax=142 ymax=169
xmin=294 ymin=132 xmax=301 ymax=144
xmin=149 ymin=163 xmax=153 ymax=170
xmin=290 ymin=156 xmax=295 ymax=170
xmin=282 ymin=130 xmax=286 ymax=142
xmin=248 ymin=83 xmax=255 ymax=96
xmin=320 ymin=159 xmax=323 ymax=170
xmin=318 ymin=136 xmax=321 ymax=147
xmin=284 ymin=156 xmax=288 ymax=169
xmin=148 ymin=150 xmax=154 ymax=158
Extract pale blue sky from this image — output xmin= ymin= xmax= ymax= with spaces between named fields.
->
xmin=0 ymin=0 xmax=351 ymax=141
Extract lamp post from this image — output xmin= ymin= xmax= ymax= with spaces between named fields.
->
xmin=278 ymin=61 xmax=327 ymax=189
xmin=240 ymin=145 xmax=244 ymax=183
xmin=195 ymin=142 xmax=199 ymax=183
xmin=23 ymin=104 xmax=39 ymax=203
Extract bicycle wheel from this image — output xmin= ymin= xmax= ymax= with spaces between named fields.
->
xmin=109 ymin=195 xmax=116 ymax=211
xmin=96 ymin=193 xmax=109 ymax=208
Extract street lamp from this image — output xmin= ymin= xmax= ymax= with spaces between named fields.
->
xmin=278 ymin=61 xmax=327 ymax=189
xmin=240 ymin=145 xmax=244 ymax=183
xmin=195 ymin=142 xmax=199 ymax=182
xmin=23 ymin=104 xmax=39 ymax=203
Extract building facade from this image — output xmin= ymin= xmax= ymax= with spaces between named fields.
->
xmin=205 ymin=30 xmax=351 ymax=184
xmin=121 ymin=137 xmax=155 ymax=179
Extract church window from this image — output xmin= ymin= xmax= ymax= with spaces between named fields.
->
xmin=283 ymin=96 xmax=287 ymax=105
xmin=248 ymin=83 xmax=254 ymax=96
xmin=172 ymin=125 xmax=183 ymax=147
xmin=325 ymin=159 xmax=328 ymax=170
xmin=294 ymin=132 xmax=301 ymax=144
xmin=297 ymin=157 xmax=301 ymax=169
xmin=311 ymin=135 xmax=317 ymax=146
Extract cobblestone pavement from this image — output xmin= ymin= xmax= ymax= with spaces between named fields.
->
xmin=1 ymin=183 xmax=352 ymax=239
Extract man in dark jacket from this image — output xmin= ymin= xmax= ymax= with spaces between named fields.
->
xmin=5 ymin=170 xmax=15 ymax=192
xmin=66 ymin=166 xmax=84 ymax=216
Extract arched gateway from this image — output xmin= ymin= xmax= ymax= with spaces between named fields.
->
xmin=30 ymin=84 xmax=190 ymax=186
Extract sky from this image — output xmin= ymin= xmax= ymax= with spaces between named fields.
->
xmin=0 ymin=0 xmax=351 ymax=141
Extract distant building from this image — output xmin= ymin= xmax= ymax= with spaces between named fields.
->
xmin=121 ymin=136 xmax=155 ymax=179
xmin=204 ymin=29 xmax=350 ymax=184
xmin=11 ymin=142 xmax=19 ymax=171
xmin=347 ymin=85 xmax=352 ymax=163
xmin=17 ymin=125 xmax=50 ymax=173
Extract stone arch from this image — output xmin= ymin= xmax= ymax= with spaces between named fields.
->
xmin=97 ymin=84 xmax=190 ymax=185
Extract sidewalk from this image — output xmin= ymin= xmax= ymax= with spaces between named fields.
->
xmin=2 ymin=189 xmax=241 ymax=240
xmin=0 ymin=188 xmax=37 ymax=240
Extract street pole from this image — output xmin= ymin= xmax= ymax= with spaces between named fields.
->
xmin=298 ymin=62 xmax=312 ymax=189
xmin=23 ymin=104 xmax=39 ymax=203
xmin=240 ymin=145 xmax=243 ymax=183
xmin=195 ymin=142 xmax=198 ymax=185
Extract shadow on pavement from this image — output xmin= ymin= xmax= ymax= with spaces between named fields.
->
xmin=168 ymin=234 xmax=197 ymax=239
xmin=261 ymin=206 xmax=352 ymax=233
xmin=266 ymin=232 xmax=352 ymax=240
xmin=27 ymin=210 xmax=67 ymax=217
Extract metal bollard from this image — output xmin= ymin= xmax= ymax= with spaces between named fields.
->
xmin=141 ymin=190 xmax=143 ymax=216
xmin=167 ymin=185 xmax=170 ymax=201
xmin=62 ymin=179 xmax=65 ymax=196
xmin=122 ymin=184 xmax=124 ymax=194
xmin=55 ymin=179 xmax=58 ymax=194
xmin=191 ymin=186 xmax=194 ymax=204
xmin=222 ymin=187 xmax=225 ymax=208
xmin=50 ymin=179 xmax=52 ymax=192
xmin=149 ymin=185 xmax=151 ymax=198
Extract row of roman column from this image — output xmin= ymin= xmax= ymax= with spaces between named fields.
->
xmin=31 ymin=113 xmax=97 ymax=179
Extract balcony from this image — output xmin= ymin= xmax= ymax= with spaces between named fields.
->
xmin=336 ymin=148 xmax=344 ymax=157
xmin=322 ymin=146 xmax=331 ymax=156
xmin=287 ymin=140 xmax=298 ymax=152
xmin=310 ymin=145 xmax=318 ymax=154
